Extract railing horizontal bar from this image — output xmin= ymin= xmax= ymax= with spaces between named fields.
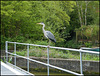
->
xmin=7 ymin=41 xmax=15 ymax=44
xmin=29 ymin=44 xmax=47 ymax=48
xmin=7 ymin=41 xmax=99 ymax=54
xmin=50 ymin=46 xmax=99 ymax=54
xmin=50 ymin=46 xmax=79 ymax=51
xmin=7 ymin=41 xmax=48 ymax=47
xmin=7 ymin=52 xmax=82 ymax=76
xmin=7 ymin=52 xmax=14 ymax=55
xmin=80 ymin=49 xmax=99 ymax=54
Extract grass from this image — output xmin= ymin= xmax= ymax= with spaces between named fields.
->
xmin=15 ymin=46 xmax=99 ymax=61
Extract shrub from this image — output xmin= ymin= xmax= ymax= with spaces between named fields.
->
xmin=65 ymin=39 xmax=81 ymax=49
xmin=75 ymin=25 xmax=99 ymax=46
xmin=33 ymin=40 xmax=55 ymax=46
xmin=84 ymin=42 xmax=92 ymax=48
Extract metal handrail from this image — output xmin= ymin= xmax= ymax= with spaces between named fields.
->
xmin=5 ymin=41 xmax=99 ymax=76
xmin=6 ymin=41 xmax=99 ymax=54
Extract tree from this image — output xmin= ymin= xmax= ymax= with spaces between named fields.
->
xmin=1 ymin=1 xmax=32 ymax=39
xmin=76 ymin=1 xmax=99 ymax=26
xmin=1 ymin=1 xmax=76 ymax=43
xmin=87 ymin=1 xmax=99 ymax=25
xmin=30 ymin=1 xmax=76 ymax=42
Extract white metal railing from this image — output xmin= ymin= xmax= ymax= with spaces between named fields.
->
xmin=5 ymin=41 xmax=99 ymax=76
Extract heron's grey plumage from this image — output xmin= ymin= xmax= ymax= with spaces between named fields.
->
xmin=46 ymin=31 xmax=56 ymax=43
xmin=37 ymin=22 xmax=56 ymax=43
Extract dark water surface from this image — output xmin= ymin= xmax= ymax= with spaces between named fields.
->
xmin=23 ymin=68 xmax=99 ymax=76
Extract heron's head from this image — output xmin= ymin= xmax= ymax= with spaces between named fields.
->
xmin=37 ymin=22 xmax=44 ymax=25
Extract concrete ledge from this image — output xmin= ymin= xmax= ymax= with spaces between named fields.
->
xmin=1 ymin=56 xmax=99 ymax=73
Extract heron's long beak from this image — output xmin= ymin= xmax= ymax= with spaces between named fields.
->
xmin=37 ymin=23 xmax=41 ymax=24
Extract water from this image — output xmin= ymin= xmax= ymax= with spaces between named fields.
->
xmin=23 ymin=68 xmax=99 ymax=76
xmin=30 ymin=71 xmax=99 ymax=76
xmin=24 ymin=68 xmax=75 ymax=76
xmin=30 ymin=71 xmax=75 ymax=76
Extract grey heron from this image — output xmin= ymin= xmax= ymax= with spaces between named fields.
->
xmin=37 ymin=22 xmax=56 ymax=45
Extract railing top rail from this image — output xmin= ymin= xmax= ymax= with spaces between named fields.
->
xmin=6 ymin=41 xmax=99 ymax=54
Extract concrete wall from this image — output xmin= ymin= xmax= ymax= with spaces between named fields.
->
xmin=1 ymin=56 xmax=99 ymax=73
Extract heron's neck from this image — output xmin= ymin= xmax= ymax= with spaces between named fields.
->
xmin=42 ymin=24 xmax=45 ymax=33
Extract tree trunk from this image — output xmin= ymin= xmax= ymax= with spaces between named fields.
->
xmin=85 ymin=1 xmax=90 ymax=25
xmin=85 ymin=1 xmax=87 ymax=25
xmin=76 ymin=1 xmax=82 ymax=27
xmin=81 ymin=4 xmax=84 ymax=25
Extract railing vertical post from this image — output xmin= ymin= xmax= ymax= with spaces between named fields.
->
xmin=14 ymin=42 xmax=16 ymax=66
xmin=47 ymin=47 xmax=49 ymax=76
xmin=27 ymin=45 xmax=29 ymax=72
xmin=5 ymin=41 xmax=8 ymax=63
xmin=80 ymin=49 xmax=83 ymax=75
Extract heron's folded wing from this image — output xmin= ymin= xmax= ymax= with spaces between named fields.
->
xmin=46 ymin=31 xmax=56 ymax=43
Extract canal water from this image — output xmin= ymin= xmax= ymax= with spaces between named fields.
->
xmin=23 ymin=68 xmax=99 ymax=76
xmin=23 ymin=68 xmax=75 ymax=76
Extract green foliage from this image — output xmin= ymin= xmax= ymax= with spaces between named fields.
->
xmin=1 ymin=1 xmax=99 ymax=50
xmin=82 ymin=53 xmax=99 ymax=61
xmin=15 ymin=47 xmax=99 ymax=61
xmin=8 ymin=57 xmax=12 ymax=63
xmin=87 ymin=1 xmax=99 ymax=25
xmin=1 ymin=56 xmax=12 ymax=63
xmin=16 ymin=50 xmax=27 ymax=56
xmin=76 ymin=25 xmax=99 ymax=44
xmin=84 ymin=42 xmax=92 ymax=48
xmin=33 ymin=41 xmax=50 ymax=45
xmin=1 ymin=1 xmax=76 ymax=49
xmin=65 ymin=39 xmax=81 ymax=49
xmin=76 ymin=1 xmax=99 ymax=25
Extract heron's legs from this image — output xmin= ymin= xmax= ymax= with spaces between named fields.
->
xmin=49 ymin=40 xmax=51 ymax=46
xmin=48 ymin=40 xmax=51 ymax=48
